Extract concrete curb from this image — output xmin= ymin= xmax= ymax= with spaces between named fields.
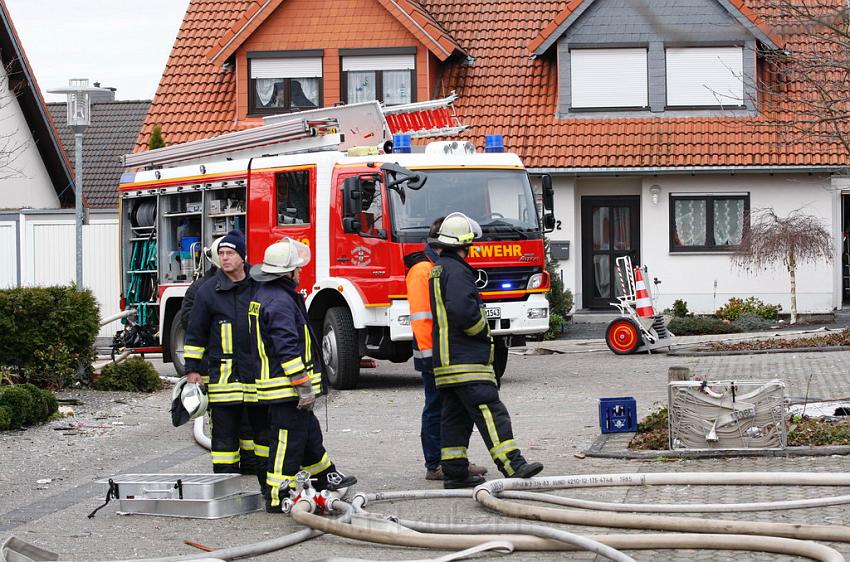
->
xmin=585 ymin=432 xmax=850 ymax=460
xmin=668 ymin=345 xmax=850 ymax=357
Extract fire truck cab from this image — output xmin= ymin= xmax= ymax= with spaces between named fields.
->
xmin=118 ymin=103 xmax=555 ymax=389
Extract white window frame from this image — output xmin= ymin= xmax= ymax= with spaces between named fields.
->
xmin=665 ymin=47 xmax=745 ymax=107
xmin=570 ymin=48 xmax=648 ymax=109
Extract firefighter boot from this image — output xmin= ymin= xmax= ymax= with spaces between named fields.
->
xmin=511 ymin=462 xmax=544 ymax=479
xmin=443 ymin=473 xmax=486 ymax=489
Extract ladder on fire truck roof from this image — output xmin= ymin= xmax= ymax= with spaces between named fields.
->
xmin=123 ymin=92 xmax=469 ymax=170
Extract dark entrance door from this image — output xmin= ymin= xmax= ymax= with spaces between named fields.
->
xmin=581 ymin=196 xmax=640 ymax=309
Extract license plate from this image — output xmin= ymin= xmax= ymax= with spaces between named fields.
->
xmin=485 ymin=307 xmax=501 ymax=319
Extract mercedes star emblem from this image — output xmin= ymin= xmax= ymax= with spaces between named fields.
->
xmin=475 ymin=269 xmax=489 ymax=289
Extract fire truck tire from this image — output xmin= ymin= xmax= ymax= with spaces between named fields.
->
xmin=170 ymin=309 xmax=187 ymax=377
xmin=605 ymin=318 xmax=642 ymax=355
xmin=493 ymin=336 xmax=509 ymax=380
xmin=322 ymin=307 xmax=360 ymax=390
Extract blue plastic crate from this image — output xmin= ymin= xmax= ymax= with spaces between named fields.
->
xmin=598 ymin=397 xmax=637 ymax=433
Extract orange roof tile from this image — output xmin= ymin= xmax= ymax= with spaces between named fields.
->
xmin=138 ymin=0 xmax=848 ymax=170
xmin=207 ymin=0 xmax=464 ymax=66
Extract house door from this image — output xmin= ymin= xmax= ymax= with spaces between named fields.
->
xmin=581 ymin=196 xmax=640 ymax=309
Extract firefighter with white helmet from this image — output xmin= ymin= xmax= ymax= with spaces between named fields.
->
xmin=429 ymin=212 xmax=543 ymax=488
xmin=183 ymin=230 xmax=270 ymax=500
xmin=249 ymin=237 xmax=356 ymax=512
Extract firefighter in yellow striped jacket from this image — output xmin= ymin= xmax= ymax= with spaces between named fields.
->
xmin=248 ymin=238 xmax=356 ymax=512
xmin=184 ymin=231 xmax=270 ymax=496
xmin=429 ymin=213 xmax=543 ymax=489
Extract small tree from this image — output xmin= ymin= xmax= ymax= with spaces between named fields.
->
xmin=148 ymin=125 xmax=165 ymax=150
xmin=732 ymin=208 xmax=832 ymax=324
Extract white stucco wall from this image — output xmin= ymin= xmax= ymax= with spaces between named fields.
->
xmin=0 ymin=66 xmax=60 ymax=210
xmin=550 ymin=173 xmax=839 ymax=314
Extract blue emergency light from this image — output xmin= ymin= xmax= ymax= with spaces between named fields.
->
xmin=485 ymin=134 xmax=505 ymax=153
xmin=393 ymin=134 xmax=412 ymax=153
xmin=501 ymin=283 xmax=513 ymax=289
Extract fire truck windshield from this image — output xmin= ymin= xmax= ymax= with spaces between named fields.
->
xmin=389 ymin=169 xmax=541 ymax=242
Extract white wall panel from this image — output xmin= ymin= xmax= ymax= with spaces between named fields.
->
xmin=0 ymin=221 xmax=17 ymax=288
xmin=18 ymin=214 xmax=120 ymax=338
xmin=84 ymin=220 xmax=121 ymax=337
xmin=29 ymin=221 xmax=74 ymax=286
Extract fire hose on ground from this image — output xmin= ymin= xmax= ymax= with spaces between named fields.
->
xmin=7 ymin=471 xmax=850 ymax=562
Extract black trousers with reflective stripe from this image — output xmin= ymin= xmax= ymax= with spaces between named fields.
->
xmin=267 ymin=404 xmax=337 ymax=496
xmin=211 ymin=404 xmax=269 ymax=492
xmin=439 ymin=382 xmax=527 ymax=479
xmin=239 ymin=405 xmax=257 ymax=472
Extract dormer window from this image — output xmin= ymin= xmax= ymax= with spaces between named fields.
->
xmin=665 ymin=47 xmax=745 ymax=107
xmin=570 ymin=48 xmax=648 ymax=109
xmin=248 ymin=51 xmax=322 ymax=115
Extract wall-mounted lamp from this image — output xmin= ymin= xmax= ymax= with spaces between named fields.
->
xmin=649 ymin=184 xmax=661 ymax=206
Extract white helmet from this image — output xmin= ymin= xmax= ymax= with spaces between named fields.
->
xmin=428 ymin=212 xmax=482 ymax=248
xmin=250 ymin=237 xmax=311 ymax=282
xmin=203 ymin=236 xmax=222 ymax=269
xmin=170 ymin=377 xmax=208 ymax=427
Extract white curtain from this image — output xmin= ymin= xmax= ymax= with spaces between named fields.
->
xmin=347 ymin=71 xmax=375 ymax=103
xmin=383 ymin=71 xmax=411 ymax=105
xmin=713 ymin=199 xmax=744 ymax=245
xmin=256 ymin=79 xmax=279 ymax=107
xmin=673 ymin=199 xmax=707 ymax=246
xmin=291 ymin=79 xmax=319 ymax=108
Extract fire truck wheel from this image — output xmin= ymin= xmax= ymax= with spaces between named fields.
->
xmin=170 ymin=309 xmax=187 ymax=377
xmin=493 ymin=336 xmax=509 ymax=380
xmin=322 ymin=307 xmax=360 ymax=390
xmin=605 ymin=318 xmax=642 ymax=355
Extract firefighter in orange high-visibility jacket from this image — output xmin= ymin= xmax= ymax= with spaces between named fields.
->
xmin=404 ymin=218 xmax=487 ymax=482
xmin=183 ymin=230 xmax=270 ymax=496
xmin=248 ymin=238 xmax=357 ymax=513
xmin=429 ymin=213 xmax=543 ymax=489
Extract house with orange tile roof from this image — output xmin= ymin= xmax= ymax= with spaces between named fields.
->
xmin=139 ymin=0 xmax=850 ymax=315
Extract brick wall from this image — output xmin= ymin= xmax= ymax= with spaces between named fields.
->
xmin=235 ymin=0 xmax=430 ymax=123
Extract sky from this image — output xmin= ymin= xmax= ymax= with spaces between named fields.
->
xmin=5 ymin=0 xmax=191 ymax=102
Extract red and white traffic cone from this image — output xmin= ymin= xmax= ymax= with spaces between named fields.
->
xmin=634 ymin=267 xmax=656 ymax=319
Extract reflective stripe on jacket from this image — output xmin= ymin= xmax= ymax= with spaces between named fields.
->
xmin=404 ymin=248 xmax=437 ymax=372
xmin=429 ymin=251 xmax=495 ymax=387
xmin=184 ymin=266 xmax=256 ymax=404
xmin=249 ymin=277 xmax=323 ymax=404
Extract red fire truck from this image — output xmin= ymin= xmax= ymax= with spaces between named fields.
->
xmin=117 ymin=98 xmax=555 ymax=389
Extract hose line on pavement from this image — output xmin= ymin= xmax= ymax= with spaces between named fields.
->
xmin=473 ymin=472 xmax=850 ymax=543
xmin=291 ymin=498 xmax=845 ymax=562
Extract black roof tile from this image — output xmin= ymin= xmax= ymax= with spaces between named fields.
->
xmin=48 ymin=100 xmax=150 ymax=209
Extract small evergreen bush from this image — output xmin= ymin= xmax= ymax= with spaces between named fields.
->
xmin=20 ymin=383 xmax=49 ymax=421
xmin=0 ymin=406 xmax=10 ymax=431
xmin=0 ymin=384 xmax=59 ymax=429
xmin=0 ymin=286 xmax=99 ymax=388
xmin=731 ymin=312 xmax=775 ymax=332
xmin=668 ymin=316 xmax=742 ymax=336
xmin=0 ymin=386 xmax=35 ymax=427
xmin=716 ymin=297 xmax=781 ymax=322
xmin=670 ymin=299 xmax=690 ymax=318
xmin=94 ymin=357 xmax=162 ymax=393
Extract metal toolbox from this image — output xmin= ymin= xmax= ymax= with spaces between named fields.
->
xmin=107 ymin=473 xmax=243 ymax=501
xmin=117 ymin=491 xmax=263 ymax=519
